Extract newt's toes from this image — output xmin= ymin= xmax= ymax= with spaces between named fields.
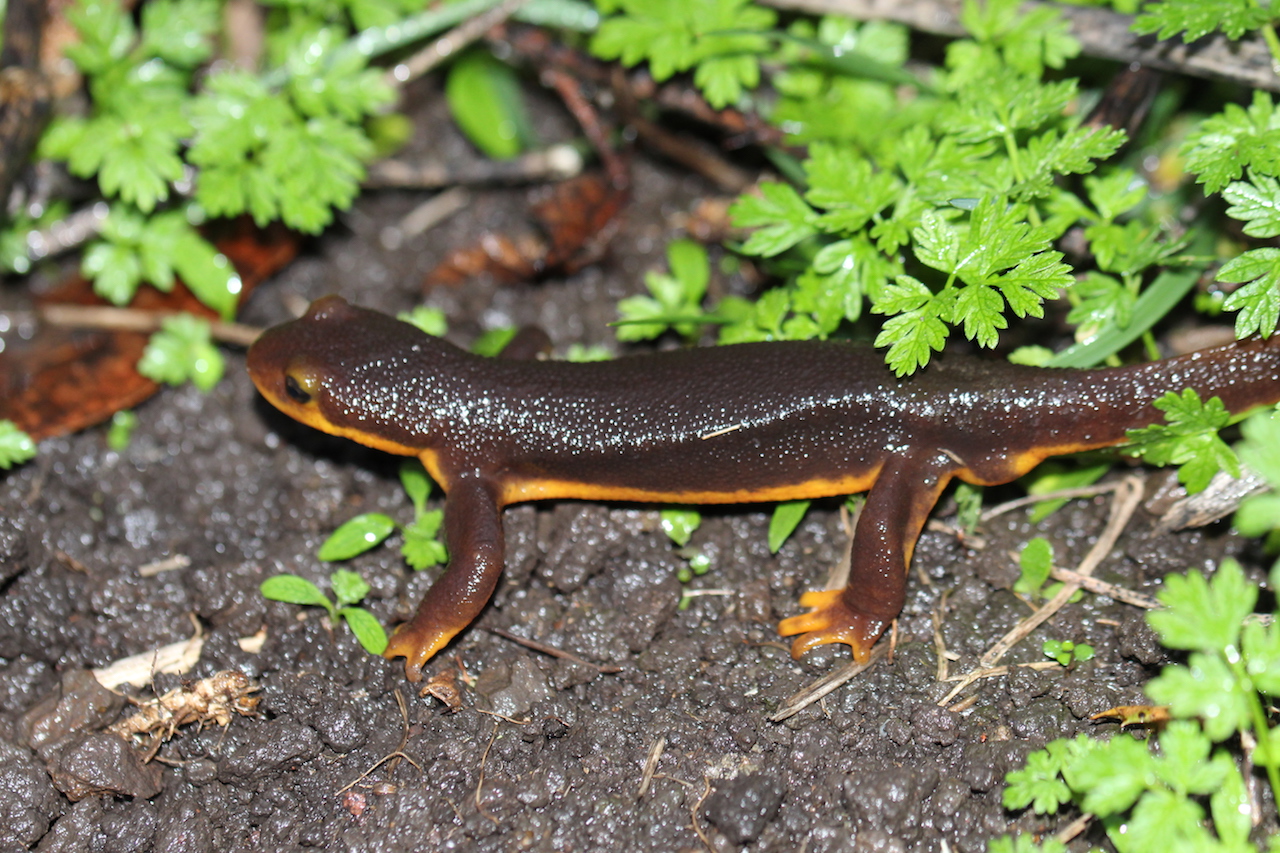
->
xmin=383 ymin=625 xmax=453 ymax=683
xmin=777 ymin=589 xmax=886 ymax=664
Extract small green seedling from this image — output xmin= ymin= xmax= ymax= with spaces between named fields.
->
xmin=106 ymin=411 xmax=137 ymax=451
xmin=1041 ymin=639 xmax=1093 ymax=667
xmin=137 ymin=314 xmax=224 ymax=391
xmin=1013 ymin=537 xmax=1052 ymax=597
xmin=261 ymin=461 xmax=446 ymax=653
xmin=0 ymin=420 xmax=36 ymax=469
xmin=659 ymin=508 xmax=713 ymax=608
xmin=319 ymin=460 xmax=447 ymax=570
xmin=616 ymin=239 xmax=712 ymax=342
xmin=261 ymin=569 xmax=387 ymax=654
xmin=397 ymin=305 xmax=448 ymax=337
xmin=953 ymin=481 xmax=984 ymax=535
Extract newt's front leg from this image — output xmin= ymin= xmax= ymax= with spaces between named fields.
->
xmin=384 ymin=474 xmax=505 ymax=682
xmin=778 ymin=451 xmax=957 ymax=662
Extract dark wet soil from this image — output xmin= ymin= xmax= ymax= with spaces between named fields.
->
xmin=0 ymin=79 xmax=1267 ymax=852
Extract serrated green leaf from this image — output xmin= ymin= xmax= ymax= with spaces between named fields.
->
xmin=1147 ymin=653 xmax=1251 ymax=742
xmin=0 ymin=421 xmax=37 ymax=469
xmin=731 ymin=182 xmax=819 ymax=257
xmin=1152 ymin=720 xmax=1225 ymax=794
xmin=1002 ymin=744 xmax=1072 ymax=813
xmin=952 ymin=283 xmax=1006 ymax=348
xmin=1124 ymin=787 xmax=1211 ymax=851
xmin=1242 ymin=617 xmax=1280 ymax=697
xmin=330 ymin=568 xmax=371 ymax=608
xmin=402 ymin=510 xmax=446 ymax=570
xmin=1209 ymin=756 xmax=1252 ymax=845
xmin=1067 ymin=272 xmax=1132 ymax=344
xmin=1219 ymin=248 xmax=1280 ymax=338
xmin=1133 ymin=0 xmax=1272 ymax=42
xmin=1062 ymin=733 xmax=1153 ymax=816
xmin=82 ymin=241 xmax=143 ymax=305
xmin=1149 ymin=561 xmax=1254 ymax=653
xmin=1181 ymin=92 xmax=1280 ymax=194
xmin=137 ymin=314 xmax=225 ymax=391
xmin=1085 ymin=169 xmax=1148 ymax=221
xmin=65 ymin=0 xmax=136 ymax=74
xmin=319 ymin=513 xmax=397 ymax=561
xmin=875 ymin=305 xmax=950 ymax=376
xmin=139 ymin=0 xmax=218 ymax=67
xmin=1125 ymin=389 xmax=1239 ymax=493
xmin=1224 ymin=174 xmax=1280 ymax=238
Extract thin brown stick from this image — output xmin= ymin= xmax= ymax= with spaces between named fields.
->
xmin=37 ymin=304 xmax=262 ymax=347
xmin=1055 ymin=813 xmax=1093 ymax=844
xmin=393 ymin=0 xmax=530 ymax=84
xmin=932 ymin=590 xmax=952 ymax=683
xmin=365 ymin=146 xmax=583 ymax=190
xmin=938 ymin=476 xmax=1143 ymax=706
xmin=335 ymin=751 xmax=423 ymax=795
xmin=474 ymin=721 xmax=501 ymax=824
xmin=980 ymin=482 xmax=1122 ymax=523
xmin=770 ymin=642 xmax=890 ymax=722
xmin=757 ymin=0 xmax=1280 ymax=93
xmin=689 ymin=776 xmax=715 ymax=853
xmin=943 ymin=660 xmax=1063 ymax=683
xmin=487 ymin=627 xmax=623 ymax=673
xmin=1048 ymin=565 xmax=1160 ymax=610
xmin=636 ymin=736 xmax=666 ymax=800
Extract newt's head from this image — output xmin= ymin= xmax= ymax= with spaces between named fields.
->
xmin=247 ymin=295 xmax=438 ymax=457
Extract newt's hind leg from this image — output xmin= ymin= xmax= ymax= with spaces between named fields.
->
xmin=778 ymin=452 xmax=956 ymax=662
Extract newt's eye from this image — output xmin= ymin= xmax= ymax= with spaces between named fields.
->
xmin=284 ymin=372 xmax=318 ymax=404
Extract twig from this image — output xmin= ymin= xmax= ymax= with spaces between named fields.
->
xmin=636 ymin=736 xmax=666 ymax=800
xmin=932 ymin=590 xmax=952 ymax=683
xmin=474 ymin=721 xmax=501 ymax=824
xmin=757 ymin=0 xmax=1280 ymax=92
xmin=381 ymin=187 xmax=473 ymax=250
xmin=17 ymin=202 xmax=109 ymax=266
xmin=690 ymin=776 xmax=715 ymax=853
xmin=980 ymin=482 xmax=1122 ymax=523
xmin=487 ymin=627 xmax=623 ymax=673
xmin=37 ymin=304 xmax=262 ymax=347
xmin=1055 ymin=813 xmax=1093 ymax=845
xmin=770 ymin=642 xmax=890 ymax=722
xmin=475 ymin=707 xmax=531 ymax=725
xmin=942 ymin=660 xmax=1063 ymax=683
xmin=1048 ymin=565 xmax=1160 ymax=610
xmin=137 ymin=554 xmax=191 ymax=578
xmin=335 ymin=751 xmax=423 ymax=795
xmin=938 ymin=476 xmax=1143 ymax=706
xmin=365 ymin=145 xmax=583 ymax=190
xmin=391 ymin=0 xmax=530 ymax=84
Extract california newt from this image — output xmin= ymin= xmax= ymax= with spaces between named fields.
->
xmin=247 ymin=296 xmax=1280 ymax=681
